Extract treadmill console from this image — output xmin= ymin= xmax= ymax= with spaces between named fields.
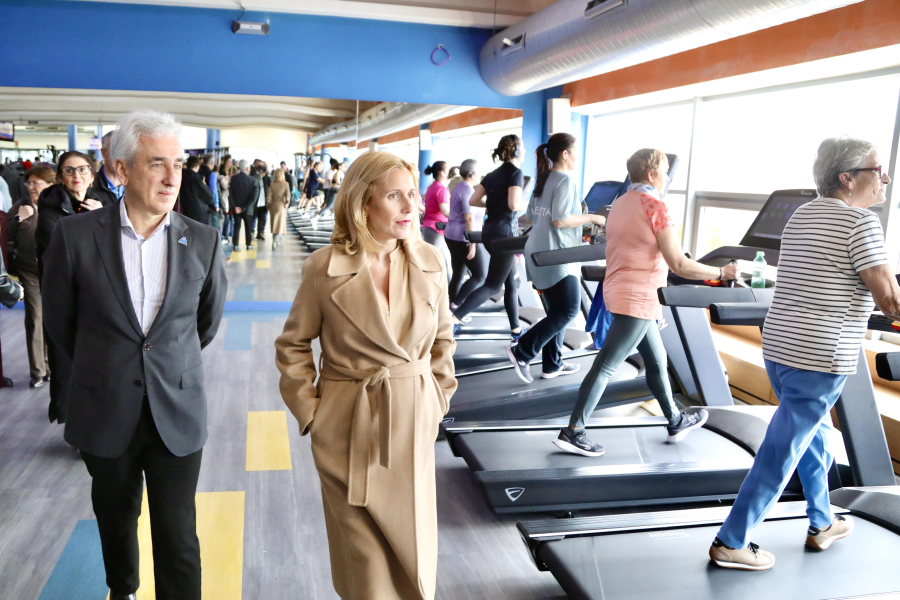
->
xmin=739 ymin=189 xmax=816 ymax=251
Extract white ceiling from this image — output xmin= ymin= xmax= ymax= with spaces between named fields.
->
xmin=0 ymin=87 xmax=382 ymax=132
xmin=64 ymin=0 xmax=557 ymax=28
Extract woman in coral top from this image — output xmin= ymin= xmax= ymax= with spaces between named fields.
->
xmin=555 ymin=148 xmax=741 ymax=457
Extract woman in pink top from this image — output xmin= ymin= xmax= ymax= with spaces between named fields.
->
xmin=421 ymin=161 xmax=451 ymax=277
xmin=555 ymin=149 xmax=740 ymax=457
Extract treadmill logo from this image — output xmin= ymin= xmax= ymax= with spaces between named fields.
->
xmin=505 ymin=487 xmax=525 ymax=502
xmin=647 ymin=531 xmax=690 ymax=540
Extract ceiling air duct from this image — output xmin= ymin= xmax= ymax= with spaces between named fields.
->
xmin=309 ymin=102 xmax=472 ymax=146
xmin=480 ymin=0 xmax=863 ymax=96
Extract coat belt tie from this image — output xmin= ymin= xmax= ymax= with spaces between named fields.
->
xmin=319 ymin=355 xmax=432 ymax=507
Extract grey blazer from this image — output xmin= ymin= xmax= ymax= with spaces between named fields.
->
xmin=42 ymin=201 xmax=227 ymax=458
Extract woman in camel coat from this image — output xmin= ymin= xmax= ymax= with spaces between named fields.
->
xmin=275 ymin=151 xmax=457 ymax=600
xmin=267 ymin=168 xmax=290 ymax=250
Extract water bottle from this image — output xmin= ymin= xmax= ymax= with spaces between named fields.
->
xmin=751 ymin=251 xmax=767 ymax=289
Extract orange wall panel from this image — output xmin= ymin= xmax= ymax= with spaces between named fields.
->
xmin=564 ymin=0 xmax=900 ymax=107
xmin=429 ymin=107 xmax=523 ymax=135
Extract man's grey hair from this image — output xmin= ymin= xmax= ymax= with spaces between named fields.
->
xmin=101 ymin=131 xmax=115 ymax=149
xmin=813 ymin=136 xmax=877 ymax=197
xmin=238 ymin=159 xmax=250 ymax=172
xmin=203 ymin=152 xmax=215 ymax=166
xmin=110 ymin=110 xmax=182 ymax=167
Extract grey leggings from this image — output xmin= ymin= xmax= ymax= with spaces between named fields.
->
xmin=569 ymin=313 xmax=680 ymax=430
xmin=421 ymin=226 xmax=452 ymax=281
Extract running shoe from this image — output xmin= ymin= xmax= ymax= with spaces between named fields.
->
xmin=453 ymin=323 xmax=463 ymax=337
xmin=507 ymin=346 xmax=533 ymax=383
xmin=510 ymin=326 xmax=528 ymax=344
xmin=553 ymin=427 xmax=605 ymax=457
xmin=807 ymin=515 xmax=854 ymax=550
xmin=709 ymin=538 xmax=775 ymax=571
xmin=666 ymin=409 xmax=708 ymax=443
xmin=542 ymin=362 xmax=581 ymax=379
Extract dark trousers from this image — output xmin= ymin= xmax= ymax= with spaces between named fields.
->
xmin=81 ymin=399 xmax=202 ymax=599
xmin=253 ymin=206 xmax=267 ymax=236
xmin=232 ymin=210 xmax=254 ymax=247
xmin=317 ymin=188 xmax=337 ymax=216
xmin=446 ymin=239 xmax=488 ymax=306
xmin=513 ymin=275 xmax=580 ymax=372
xmin=452 ymin=222 xmax=520 ymax=330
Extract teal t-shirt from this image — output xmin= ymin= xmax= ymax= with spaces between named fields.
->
xmin=523 ymin=171 xmax=582 ymax=290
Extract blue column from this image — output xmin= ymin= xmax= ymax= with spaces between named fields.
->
xmin=92 ymin=125 xmax=103 ymax=160
xmin=67 ymin=124 xmax=77 ymax=151
xmin=206 ymin=128 xmax=220 ymax=151
xmin=574 ymin=112 xmax=589 ymax=201
xmin=418 ymin=123 xmax=432 ymax=195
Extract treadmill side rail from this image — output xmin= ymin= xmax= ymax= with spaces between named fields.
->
xmin=830 ymin=486 xmax=900 ymax=536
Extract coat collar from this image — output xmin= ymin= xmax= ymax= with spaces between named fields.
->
xmin=327 ymin=242 xmax=444 ymax=360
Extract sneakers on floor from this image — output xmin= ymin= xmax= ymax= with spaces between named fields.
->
xmin=553 ymin=427 xmax=606 ymax=457
xmin=709 ymin=538 xmax=775 ymax=571
xmin=807 ymin=514 xmax=854 ymax=550
xmin=542 ymin=362 xmax=581 ymax=379
xmin=507 ymin=346 xmax=533 ymax=383
xmin=666 ymin=409 xmax=708 ymax=443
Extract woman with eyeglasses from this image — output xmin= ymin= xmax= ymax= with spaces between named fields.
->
xmin=36 ymin=150 xmax=112 ymax=424
xmin=709 ymin=137 xmax=900 ymax=571
xmin=7 ymin=165 xmax=55 ymax=388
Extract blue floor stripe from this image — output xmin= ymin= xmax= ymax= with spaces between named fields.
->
xmin=38 ymin=520 xmax=108 ymax=600
xmin=225 ymin=301 xmax=292 ymax=311
xmin=233 ymin=284 xmax=254 ymax=301
xmin=223 ymin=312 xmax=289 ymax=351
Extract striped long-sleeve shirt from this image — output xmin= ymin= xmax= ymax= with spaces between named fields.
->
xmin=762 ymin=197 xmax=887 ymax=374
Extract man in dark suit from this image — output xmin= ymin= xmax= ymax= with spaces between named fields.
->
xmin=179 ymin=155 xmax=215 ymax=225
xmin=228 ymin=159 xmax=258 ymax=251
xmin=42 ymin=110 xmax=227 ymax=600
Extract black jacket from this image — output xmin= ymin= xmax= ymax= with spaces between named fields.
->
xmin=42 ymin=202 xmax=227 ymax=457
xmin=229 ymin=171 xmax=259 ymax=215
xmin=7 ymin=198 xmax=39 ymax=275
xmin=179 ymin=168 xmax=215 ymax=224
xmin=91 ymin=167 xmax=121 ymax=205
xmin=0 ymin=251 xmax=22 ymax=309
xmin=36 ymin=184 xmax=110 ymax=270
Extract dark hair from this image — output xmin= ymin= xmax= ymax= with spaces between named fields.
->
xmin=534 ymin=133 xmax=577 ymax=197
xmin=423 ymin=160 xmax=447 ymax=177
xmin=26 ymin=165 xmax=56 ymax=185
xmin=56 ymin=151 xmax=95 ymax=182
xmin=186 ymin=155 xmax=201 ymax=170
xmin=448 ymin=166 xmax=460 ymax=178
xmin=330 ymin=158 xmax=340 ymax=169
xmin=492 ymin=134 xmax=522 ymax=163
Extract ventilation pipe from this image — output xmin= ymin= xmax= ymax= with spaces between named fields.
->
xmin=309 ymin=102 xmax=472 ymax=146
xmin=480 ymin=0 xmax=863 ymax=96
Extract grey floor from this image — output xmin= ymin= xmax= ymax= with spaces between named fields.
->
xmin=0 ymin=220 xmax=567 ymax=599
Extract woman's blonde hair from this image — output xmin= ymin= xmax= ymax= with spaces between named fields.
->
xmin=626 ymin=148 xmax=667 ymax=184
xmin=331 ymin=151 xmax=420 ymax=255
xmin=273 ymin=168 xmax=285 ymax=182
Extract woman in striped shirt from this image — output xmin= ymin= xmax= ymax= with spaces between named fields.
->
xmin=710 ymin=137 xmax=900 ymax=571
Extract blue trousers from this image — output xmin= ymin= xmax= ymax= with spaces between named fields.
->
xmin=717 ymin=360 xmax=847 ymax=549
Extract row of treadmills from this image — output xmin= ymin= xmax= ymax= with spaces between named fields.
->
xmin=288 ymin=183 xmax=900 ymax=598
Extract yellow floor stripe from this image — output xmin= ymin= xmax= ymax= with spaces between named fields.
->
xmin=107 ymin=489 xmax=245 ymax=600
xmin=244 ymin=248 xmax=257 ymax=260
xmin=229 ymin=250 xmax=244 ymax=263
xmin=246 ymin=411 xmax=293 ymax=471
xmin=254 ymin=260 xmax=270 ymax=269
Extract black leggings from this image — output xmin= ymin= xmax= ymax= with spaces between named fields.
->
xmin=452 ymin=223 xmax=519 ymax=330
xmin=513 ymin=275 xmax=580 ymax=372
xmin=317 ymin=188 xmax=338 ymax=216
xmin=446 ymin=238 xmax=488 ymax=306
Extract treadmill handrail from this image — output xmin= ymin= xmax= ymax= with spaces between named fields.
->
xmin=658 ymin=285 xmax=774 ymax=308
xmin=709 ymin=302 xmax=769 ymax=326
xmin=465 ymin=230 xmax=482 ymax=243
xmin=531 ymin=243 xmax=607 ymax=267
xmin=441 ymin=416 xmax=667 ymax=433
xmin=875 ymin=352 xmax=900 ymax=381
xmin=489 ymin=235 xmax=528 ymax=253
xmin=581 ymin=265 xmax=605 ymax=282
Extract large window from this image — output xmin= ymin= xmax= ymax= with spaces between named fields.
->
xmin=584 ymin=103 xmax=694 ymax=192
xmin=692 ymin=75 xmax=900 ymax=195
xmin=432 ymin=120 xmax=522 ymax=175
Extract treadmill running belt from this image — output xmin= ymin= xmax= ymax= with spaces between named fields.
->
xmin=539 ymin=517 xmax=900 ymax=600
xmin=456 ymin=427 xmax=752 ymax=472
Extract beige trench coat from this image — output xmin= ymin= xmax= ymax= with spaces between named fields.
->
xmin=267 ymin=180 xmax=290 ymax=235
xmin=275 ymin=241 xmax=457 ymax=600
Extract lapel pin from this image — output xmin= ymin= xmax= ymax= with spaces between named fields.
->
xmin=178 ymin=236 xmax=187 ymax=246
xmin=427 ymin=297 xmax=436 ymax=317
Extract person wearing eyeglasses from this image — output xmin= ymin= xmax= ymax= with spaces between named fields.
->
xmin=709 ymin=137 xmax=900 ymax=571
xmin=35 ymin=150 xmax=112 ymax=424
xmin=7 ymin=165 xmax=55 ymax=388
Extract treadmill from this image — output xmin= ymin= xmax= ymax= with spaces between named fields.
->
xmin=518 ymin=309 xmax=900 ymax=600
xmin=440 ymin=190 xmax=827 ymax=513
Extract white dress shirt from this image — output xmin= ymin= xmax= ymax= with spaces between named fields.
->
xmin=120 ymin=199 xmax=170 ymax=335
